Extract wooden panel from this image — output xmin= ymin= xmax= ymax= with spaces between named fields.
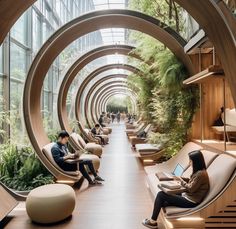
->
xmin=0 ymin=185 xmax=18 ymax=221
xmin=191 ymin=78 xmax=235 ymax=140
xmin=189 ymin=52 xmax=235 ymax=140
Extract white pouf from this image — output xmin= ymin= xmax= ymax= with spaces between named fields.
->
xmin=26 ymin=184 xmax=76 ymax=224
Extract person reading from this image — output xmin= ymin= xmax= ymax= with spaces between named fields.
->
xmin=91 ymin=124 xmax=106 ymax=145
xmin=142 ymin=150 xmax=210 ymax=229
xmin=51 ymin=130 xmax=104 ymax=186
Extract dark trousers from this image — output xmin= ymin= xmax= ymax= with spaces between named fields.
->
xmin=96 ymin=135 xmax=105 ymax=145
xmin=79 ymin=159 xmax=98 ymax=183
xmin=151 ymin=191 xmax=197 ymax=220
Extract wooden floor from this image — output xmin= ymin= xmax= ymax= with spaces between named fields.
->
xmin=3 ymin=123 xmax=154 ymax=229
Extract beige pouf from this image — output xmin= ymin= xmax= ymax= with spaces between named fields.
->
xmin=85 ymin=143 xmax=103 ymax=157
xmin=26 ymin=184 xmax=76 ymax=224
xmin=80 ymin=153 xmax=101 ymax=171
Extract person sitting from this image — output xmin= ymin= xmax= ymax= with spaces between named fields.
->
xmin=142 ymin=150 xmax=210 ymax=229
xmin=98 ymin=114 xmax=106 ymax=127
xmin=51 ymin=130 xmax=104 ymax=186
xmin=91 ymin=124 xmax=106 ymax=145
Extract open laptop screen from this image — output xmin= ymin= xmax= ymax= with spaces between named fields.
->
xmin=173 ymin=163 xmax=184 ymax=176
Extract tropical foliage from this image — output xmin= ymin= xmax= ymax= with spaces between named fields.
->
xmin=127 ymin=37 xmax=199 ymax=158
xmin=0 ymin=142 xmax=53 ymax=191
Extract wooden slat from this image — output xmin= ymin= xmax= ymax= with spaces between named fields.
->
xmin=0 ymin=186 xmax=18 ymax=221
xmin=183 ymin=65 xmax=224 ymax=85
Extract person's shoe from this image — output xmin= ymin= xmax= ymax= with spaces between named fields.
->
xmin=95 ymin=176 xmax=105 ymax=182
xmin=89 ymin=180 xmax=102 ymax=186
xmin=142 ymin=219 xmax=158 ymax=229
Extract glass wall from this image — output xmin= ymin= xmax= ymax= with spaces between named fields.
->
xmin=0 ymin=0 xmax=102 ymax=144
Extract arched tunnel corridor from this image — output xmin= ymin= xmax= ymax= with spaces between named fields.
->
xmin=0 ymin=1 xmax=236 ymax=228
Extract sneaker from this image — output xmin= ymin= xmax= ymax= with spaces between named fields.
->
xmin=95 ymin=176 xmax=105 ymax=182
xmin=142 ymin=219 xmax=158 ymax=229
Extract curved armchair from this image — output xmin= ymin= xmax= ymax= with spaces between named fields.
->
xmin=69 ymin=132 xmax=103 ymax=158
xmin=145 ymin=141 xmax=236 ymax=228
xmin=42 ymin=143 xmax=82 ymax=183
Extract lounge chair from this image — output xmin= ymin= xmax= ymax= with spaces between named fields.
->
xmin=42 ymin=143 xmax=82 ymax=183
xmin=145 ymin=141 xmax=236 ymax=228
xmin=212 ymin=108 xmax=236 ymax=141
xmin=125 ymin=122 xmax=145 ymax=136
xmin=129 ymin=124 xmax=152 ymax=146
xmin=69 ymin=132 xmax=103 ymax=158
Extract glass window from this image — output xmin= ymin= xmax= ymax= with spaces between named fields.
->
xmin=0 ymin=45 xmax=3 ymax=73
xmin=32 ymin=10 xmax=42 ymax=53
xmin=11 ymin=12 xmax=28 ymax=45
xmin=10 ymin=42 xmax=27 ymax=80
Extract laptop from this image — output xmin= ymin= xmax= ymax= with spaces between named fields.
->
xmin=156 ymin=163 xmax=185 ymax=181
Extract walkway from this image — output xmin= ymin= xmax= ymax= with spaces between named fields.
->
xmin=5 ymin=123 xmax=153 ymax=229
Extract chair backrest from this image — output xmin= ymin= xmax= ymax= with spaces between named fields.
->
xmin=136 ymin=123 xmax=145 ymax=132
xmin=163 ymin=142 xmax=203 ymax=172
xmin=144 ymin=124 xmax=152 ymax=133
xmin=182 ymin=150 xmax=219 ymax=178
xmin=197 ymin=153 xmax=236 ymax=209
xmin=69 ymin=133 xmax=84 ymax=151
xmin=76 ymin=133 xmax=86 ymax=148
xmin=222 ymin=108 xmax=236 ymax=126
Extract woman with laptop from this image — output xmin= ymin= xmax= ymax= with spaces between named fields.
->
xmin=142 ymin=150 xmax=210 ymax=229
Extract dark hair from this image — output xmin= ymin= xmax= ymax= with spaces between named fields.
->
xmin=58 ymin=130 xmax=69 ymax=139
xmin=189 ymin=150 xmax=206 ymax=175
xmin=95 ymin=124 xmax=100 ymax=128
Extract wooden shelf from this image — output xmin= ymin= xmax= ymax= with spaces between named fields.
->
xmin=183 ymin=65 xmax=224 ymax=85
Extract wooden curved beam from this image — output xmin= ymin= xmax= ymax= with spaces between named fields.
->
xmin=0 ymin=0 xmax=36 ymax=44
xmin=175 ymin=0 xmax=236 ymax=104
xmin=100 ymin=91 xmax=137 ymax=116
xmin=23 ymin=9 xmax=193 ymax=181
xmin=84 ymin=75 xmax=128 ymax=126
xmin=96 ymin=88 xmax=137 ymax=120
xmin=90 ymin=83 xmax=131 ymax=127
xmin=84 ymin=81 xmax=128 ymax=127
xmin=58 ymin=44 xmax=142 ymax=131
xmin=100 ymin=91 xmax=137 ymax=115
xmin=74 ymin=63 xmax=141 ymax=126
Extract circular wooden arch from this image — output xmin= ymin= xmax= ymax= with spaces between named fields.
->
xmin=84 ymin=76 xmax=128 ymax=126
xmin=58 ymin=44 xmax=143 ymax=131
xmin=74 ymin=63 xmax=141 ymax=125
xmin=23 ymin=9 xmax=193 ymax=157
xmin=89 ymin=83 xmax=130 ymax=127
xmin=96 ymin=88 xmax=137 ymax=119
xmin=84 ymin=81 xmax=128 ymax=127
xmin=100 ymin=91 xmax=137 ymax=116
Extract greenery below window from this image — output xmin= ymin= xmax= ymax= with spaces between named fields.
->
xmin=0 ymin=143 xmax=53 ymax=191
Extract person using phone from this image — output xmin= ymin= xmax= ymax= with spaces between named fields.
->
xmin=142 ymin=150 xmax=210 ymax=229
xmin=51 ymin=130 xmax=105 ymax=186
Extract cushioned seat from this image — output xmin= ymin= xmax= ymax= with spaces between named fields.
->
xmin=26 ymin=184 xmax=76 ymax=224
xmin=136 ymin=144 xmax=163 ymax=153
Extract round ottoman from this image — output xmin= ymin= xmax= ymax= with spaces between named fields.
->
xmin=85 ymin=143 xmax=103 ymax=157
xmin=26 ymin=184 xmax=76 ymax=224
xmin=80 ymin=153 xmax=101 ymax=171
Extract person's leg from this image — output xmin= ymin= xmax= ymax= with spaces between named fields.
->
xmin=151 ymin=191 xmax=197 ymax=221
xmin=82 ymin=160 xmax=97 ymax=177
xmin=81 ymin=159 xmax=105 ymax=182
xmin=78 ymin=162 xmax=93 ymax=183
